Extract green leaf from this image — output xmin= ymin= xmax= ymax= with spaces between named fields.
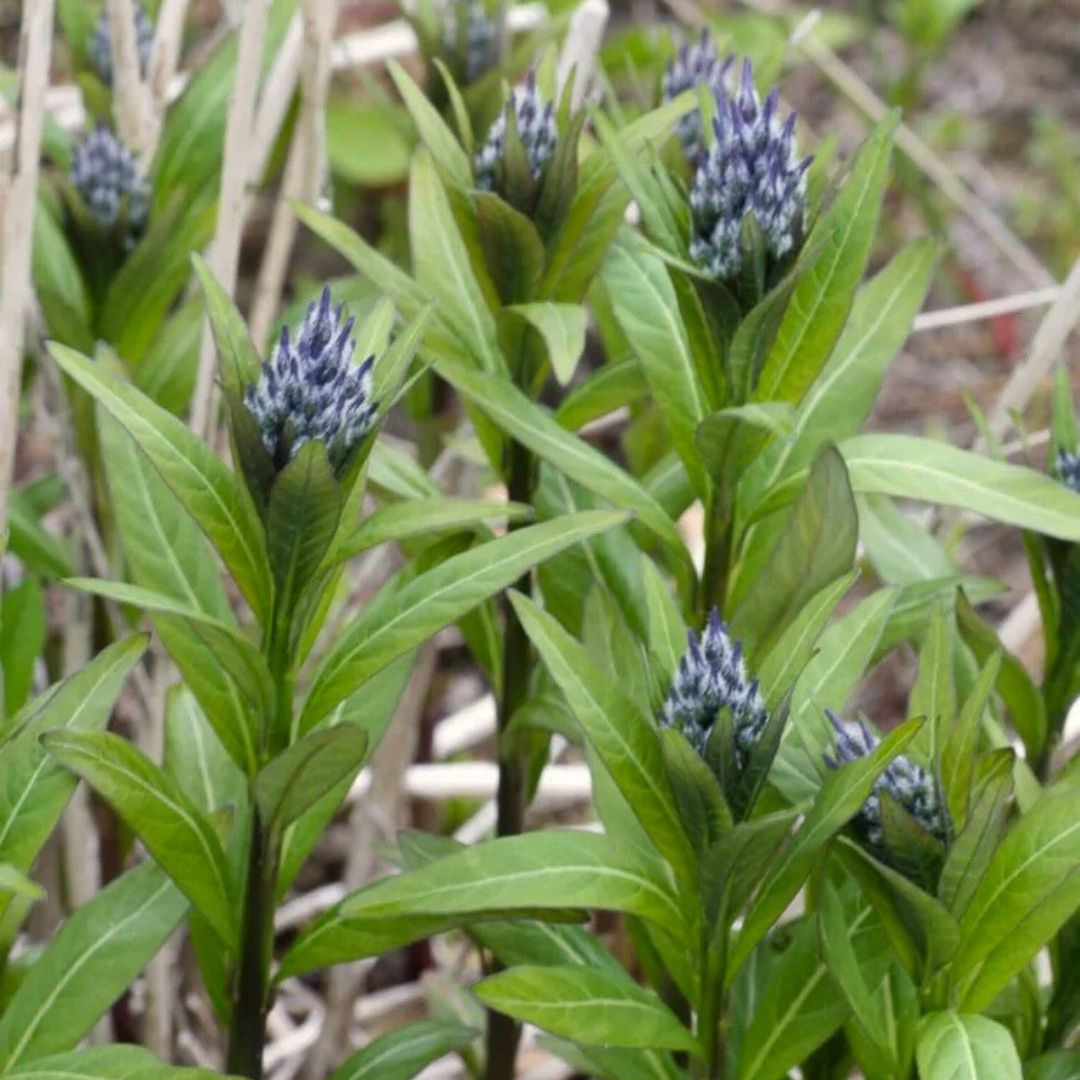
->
xmin=0 ymin=635 xmax=147 ymax=871
xmin=326 ymin=100 xmax=412 ymax=188
xmin=474 ymin=966 xmax=699 ymax=1054
xmin=48 ymin=343 xmax=272 ymax=623
xmin=1 ymin=1046 xmax=224 ymax=1080
xmin=475 ymin=191 xmax=546 ymax=305
xmin=502 ymin=302 xmax=587 ymax=386
xmin=941 ymin=653 xmax=1001 ymax=830
xmin=190 ymin=254 xmax=261 ymax=395
xmin=510 ymin=592 xmax=696 ymax=880
xmin=916 ymin=1012 xmax=1021 ymax=1080
xmin=340 ymin=830 xmax=685 ymax=933
xmin=642 ymin=556 xmax=686 ymax=685
xmin=254 ymin=726 xmax=368 ymax=831
xmin=436 ymin=358 xmax=693 ymax=586
xmin=7 ymin=490 xmax=73 ymax=579
xmin=335 ymin=497 xmax=532 ymax=559
xmin=328 ymin=1019 xmax=477 ymax=1080
xmin=602 ymin=236 xmax=710 ymax=497
xmin=730 ymin=718 xmax=922 ymax=976
xmin=63 ymin=579 xmax=268 ymax=774
xmin=0 ymin=864 xmax=42 ymax=900
xmin=42 ymin=731 xmax=237 ymax=946
xmin=731 ymin=446 xmax=858 ymax=662
xmin=300 ymin=511 xmax=628 ymax=730
xmin=909 ymin=599 xmax=956 ymax=762
xmin=1 ymin=577 xmax=45 ymax=716
xmin=755 ymin=113 xmax=897 ymax=406
xmin=164 ymin=686 xmax=246 ymax=817
xmin=0 ymin=861 xmax=186 ymax=1071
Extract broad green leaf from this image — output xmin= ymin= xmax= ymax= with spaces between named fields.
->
xmin=0 ymin=635 xmax=147 ymax=871
xmin=857 ymin=492 xmax=955 ymax=584
xmin=510 ymin=592 xmax=696 ymax=880
xmin=48 ymin=343 xmax=272 ymax=622
xmin=555 ymin=359 xmax=649 ymax=432
xmin=1 ymin=577 xmax=45 ymax=715
xmin=341 ymin=830 xmax=685 ymax=933
xmin=42 ymin=731 xmax=237 ymax=946
xmin=7 ymin=490 xmax=73 ymax=579
xmin=328 ymin=1019 xmax=477 ymax=1080
xmin=916 ymin=1012 xmax=1021 ymax=1080
xmin=190 ymin=254 xmax=261 ymax=395
xmin=300 ymin=511 xmax=628 ymax=730
xmin=326 ymin=100 xmax=412 ymax=188
xmin=731 ymin=446 xmax=858 ymax=662
xmin=436 ymin=358 xmax=693 ymax=584
xmin=336 ymin=497 xmax=532 ymax=559
xmin=97 ymin=410 xmax=233 ymax=622
xmin=941 ymin=653 xmax=1001 ymax=830
xmin=642 ymin=556 xmax=687 ymax=685
xmin=254 ymin=726 xmax=368 ymax=830
xmin=2 ymin=1046 xmax=223 ymax=1080
xmin=64 ymin=579 xmax=268 ymax=774
xmin=0 ymin=864 xmax=42 ymax=900
xmin=503 ymin=302 xmax=587 ymax=385
xmin=475 ymin=966 xmax=698 ymax=1053
xmin=730 ymin=718 xmax=922 ymax=975
xmin=755 ymin=113 xmax=897 ymax=406
xmin=602 ymin=236 xmax=709 ymax=497
xmin=909 ymin=599 xmax=956 ymax=762
xmin=538 ymin=1036 xmax=683 ymax=1080
xmin=0 ymin=861 xmax=186 ymax=1071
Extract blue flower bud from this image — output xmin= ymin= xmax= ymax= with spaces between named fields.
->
xmin=70 ymin=124 xmax=151 ymax=245
xmin=662 ymin=30 xmax=733 ymax=160
xmin=1056 ymin=449 xmax=1080 ymax=494
xmin=90 ymin=4 xmax=154 ymax=85
xmin=475 ymin=72 xmax=558 ymax=194
xmin=689 ymin=58 xmax=811 ymax=282
xmin=443 ymin=0 xmax=498 ymax=83
xmin=244 ymin=288 xmax=379 ymax=474
xmin=825 ymin=711 xmax=945 ymax=848
xmin=661 ymin=609 xmax=768 ymax=762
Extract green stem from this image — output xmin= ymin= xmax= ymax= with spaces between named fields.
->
xmin=700 ymin=488 xmax=734 ymax=622
xmin=698 ymin=916 xmax=729 ymax=1080
xmin=484 ymin=439 xmax=534 ymax=1080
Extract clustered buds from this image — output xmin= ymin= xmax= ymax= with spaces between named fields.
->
xmin=475 ymin=72 xmax=557 ymax=194
xmin=70 ymin=124 xmax=151 ymax=246
xmin=244 ymin=288 xmax=378 ymax=474
xmin=90 ymin=3 xmax=154 ymax=85
xmin=661 ymin=609 xmax=768 ymax=762
xmin=826 ymin=712 xmax=945 ymax=848
xmin=689 ymin=58 xmax=811 ymax=282
xmin=662 ymin=30 xmax=733 ymax=160
xmin=1056 ymin=449 xmax=1080 ymax=494
xmin=443 ymin=0 xmax=498 ymax=83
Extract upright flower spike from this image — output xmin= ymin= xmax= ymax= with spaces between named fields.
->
xmin=689 ymin=58 xmax=811 ymax=283
xmin=70 ymin=124 xmax=151 ymax=246
xmin=662 ymin=30 xmax=733 ymax=160
xmin=244 ymin=288 xmax=378 ymax=475
xmin=474 ymin=72 xmax=558 ymax=196
xmin=825 ymin=711 xmax=946 ymax=849
xmin=661 ymin=609 xmax=768 ymax=762
xmin=1056 ymin=449 xmax=1080 ymax=494
xmin=90 ymin=3 xmax=154 ymax=85
xmin=443 ymin=0 xmax=498 ymax=83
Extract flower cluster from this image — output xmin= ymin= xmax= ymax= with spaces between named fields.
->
xmin=70 ymin=124 xmax=151 ymax=245
xmin=244 ymin=288 xmax=378 ymax=474
xmin=1056 ymin=449 xmax=1080 ymax=495
xmin=475 ymin=72 xmax=557 ymax=193
xmin=661 ymin=609 xmax=768 ymax=762
xmin=443 ymin=0 xmax=498 ymax=83
xmin=825 ymin=712 xmax=945 ymax=848
xmin=662 ymin=30 xmax=733 ymax=160
xmin=689 ymin=58 xmax=811 ymax=282
xmin=90 ymin=3 xmax=154 ymax=85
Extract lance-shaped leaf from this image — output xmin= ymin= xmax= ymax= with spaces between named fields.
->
xmin=254 ymin=726 xmax=368 ymax=832
xmin=729 ymin=718 xmax=922 ymax=976
xmin=49 ymin=343 xmax=272 ymax=622
xmin=300 ymin=511 xmax=628 ymax=731
xmin=475 ymin=966 xmax=699 ymax=1054
xmin=328 ymin=1019 xmax=477 ymax=1080
xmin=436 ymin=358 xmax=693 ymax=585
xmin=916 ymin=1012 xmax=1021 ymax=1080
xmin=43 ymin=731 xmax=237 ymax=946
xmin=501 ymin=302 xmax=587 ymax=386
xmin=0 ymin=861 xmax=186 ymax=1071
xmin=0 ymin=635 xmax=147 ymax=871
xmin=340 ymin=830 xmax=686 ymax=934
xmin=2 ymin=1046 xmax=224 ymax=1080
xmin=190 ymin=253 xmax=261 ymax=394
xmin=64 ymin=579 xmax=269 ymax=774
xmin=509 ymin=592 xmax=695 ymax=879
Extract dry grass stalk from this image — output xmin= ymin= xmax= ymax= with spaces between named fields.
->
xmin=106 ymin=0 xmax=152 ymax=152
xmin=142 ymin=0 xmax=193 ymax=165
xmin=555 ymin=0 xmax=609 ymax=110
xmin=249 ymin=0 xmax=339 ymax=349
xmin=912 ymin=286 xmax=1061 ymax=333
xmin=0 ymin=0 xmax=55 ymax=538
xmin=190 ymin=0 xmax=273 ymax=439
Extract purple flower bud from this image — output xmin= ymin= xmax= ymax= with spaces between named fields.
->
xmin=475 ymin=72 xmax=558 ymax=194
xmin=661 ymin=30 xmax=733 ymax=160
xmin=443 ymin=0 xmax=499 ymax=82
xmin=89 ymin=3 xmax=154 ymax=85
xmin=1056 ymin=449 xmax=1080 ymax=494
xmin=70 ymin=123 xmax=150 ymax=246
